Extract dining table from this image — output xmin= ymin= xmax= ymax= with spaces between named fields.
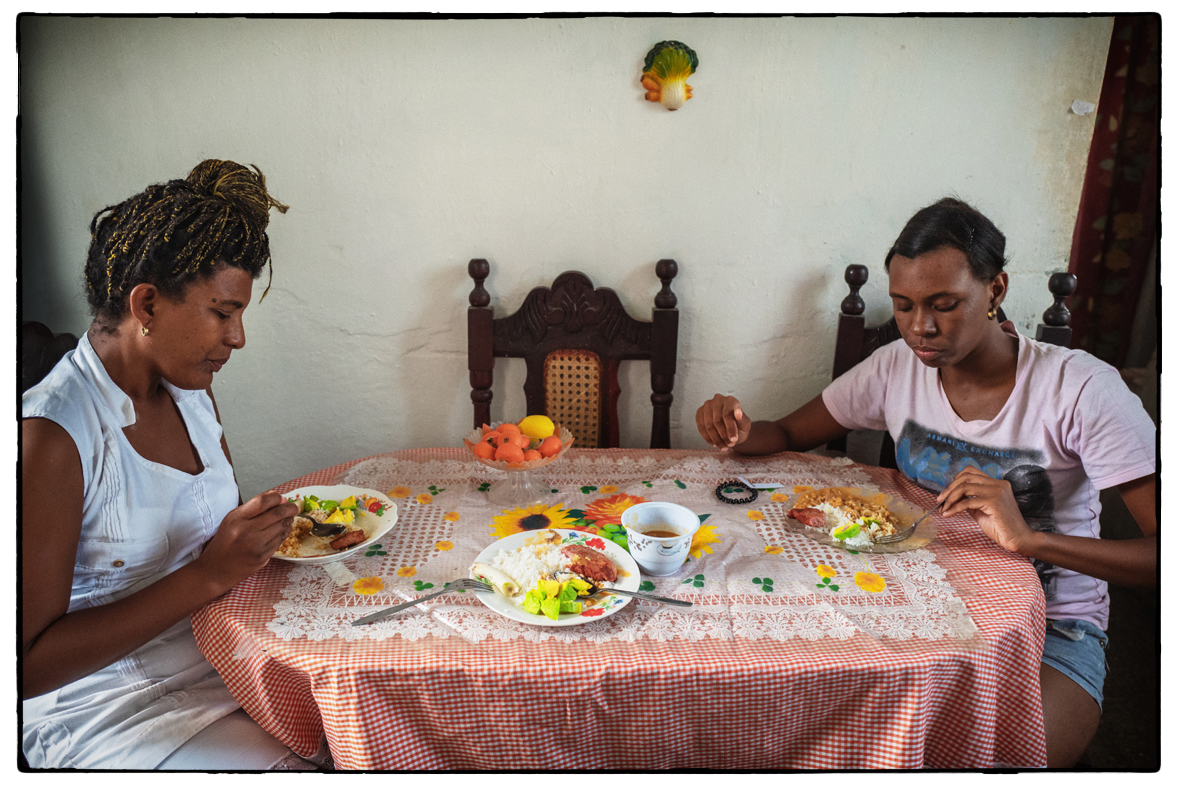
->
xmin=191 ymin=446 xmax=1048 ymax=770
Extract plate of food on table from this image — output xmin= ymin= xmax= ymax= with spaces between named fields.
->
xmin=274 ymin=484 xmax=398 ymax=565
xmin=783 ymin=486 xmax=936 ymax=553
xmin=469 ymin=529 xmax=641 ymax=625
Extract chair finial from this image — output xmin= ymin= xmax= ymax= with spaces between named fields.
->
xmin=655 ymin=259 xmax=678 ymax=309
xmin=468 ymin=259 xmax=490 ymax=308
xmin=1042 ymin=272 xmax=1077 ymax=328
xmin=841 ymin=264 xmax=868 ymax=316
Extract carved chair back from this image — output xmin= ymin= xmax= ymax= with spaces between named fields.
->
xmin=22 ymin=322 xmax=80 ymax=394
xmin=828 ymin=265 xmax=1078 ymax=468
xmin=468 ymin=259 xmax=679 ymax=448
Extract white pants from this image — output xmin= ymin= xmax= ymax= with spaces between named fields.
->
xmin=156 ymin=709 xmax=326 ymax=770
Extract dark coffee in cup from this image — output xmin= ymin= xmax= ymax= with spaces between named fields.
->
xmin=638 ymin=521 xmax=682 ymax=538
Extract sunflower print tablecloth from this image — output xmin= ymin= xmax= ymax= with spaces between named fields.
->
xmin=192 ymin=448 xmax=1047 ymax=770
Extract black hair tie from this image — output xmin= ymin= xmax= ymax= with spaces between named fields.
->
xmin=716 ymin=480 xmax=758 ymax=504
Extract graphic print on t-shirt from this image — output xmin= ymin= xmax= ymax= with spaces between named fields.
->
xmin=894 ymin=419 xmax=1059 ymax=598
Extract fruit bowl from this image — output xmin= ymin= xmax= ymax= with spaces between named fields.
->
xmin=463 ymin=423 xmax=575 ymax=506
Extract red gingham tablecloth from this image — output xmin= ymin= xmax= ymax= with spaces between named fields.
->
xmin=192 ymin=448 xmax=1047 ymax=769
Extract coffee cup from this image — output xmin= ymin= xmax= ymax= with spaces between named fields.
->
xmin=621 ymin=502 xmax=700 ymax=577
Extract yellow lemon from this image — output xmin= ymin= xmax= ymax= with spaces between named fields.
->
xmin=518 ymin=415 xmax=555 ymax=440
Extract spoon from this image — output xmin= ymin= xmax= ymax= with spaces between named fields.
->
xmin=578 ymin=584 xmax=693 ymax=607
xmin=298 ymin=515 xmax=349 ymax=537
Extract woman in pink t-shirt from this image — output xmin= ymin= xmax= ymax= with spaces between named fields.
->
xmin=695 ymin=197 xmax=1156 ymax=768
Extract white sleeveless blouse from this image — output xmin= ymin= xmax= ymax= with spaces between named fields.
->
xmin=22 ymin=332 xmax=243 ymax=769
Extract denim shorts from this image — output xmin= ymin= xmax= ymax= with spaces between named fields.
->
xmin=1041 ymin=618 xmax=1109 ymax=709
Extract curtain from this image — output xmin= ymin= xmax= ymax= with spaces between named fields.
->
xmin=1066 ymin=14 xmax=1159 ymax=367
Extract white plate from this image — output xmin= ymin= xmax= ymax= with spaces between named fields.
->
xmin=274 ymin=484 xmax=398 ymax=565
xmin=472 ymin=529 xmax=641 ymax=626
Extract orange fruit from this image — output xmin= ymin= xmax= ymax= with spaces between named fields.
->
xmin=523 ymin=449 xmax=542 ymax=462
xmin=495 ymin=443 xmax=525 ymax=463
xmin=481 ymin=423 xmax=496 ymax=439
xmin=472 ymin=440 xmax=495 ymax=459
xmin=498 ymin=427 xmax=526 ymax=448
xmin=537 ymin=435 xmax=562 ymax=458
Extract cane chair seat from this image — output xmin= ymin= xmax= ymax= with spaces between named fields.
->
xmin=543 ymin=350 xmax=605 ymax=448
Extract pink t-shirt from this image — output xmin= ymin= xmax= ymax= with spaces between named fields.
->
xmin=822 ymin=324 xmax=1156 ymax=630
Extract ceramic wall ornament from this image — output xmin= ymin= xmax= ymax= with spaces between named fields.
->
xmin=641 ymin=41 xmax=698 ymax=111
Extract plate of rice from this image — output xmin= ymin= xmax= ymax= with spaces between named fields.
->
xmin=784 ymin=486 xmax=935 ymax=553
xmin=274 ymin=484 xmax=398 ymax=565
xmin=470 ymin=529 xmax=641 ymax=626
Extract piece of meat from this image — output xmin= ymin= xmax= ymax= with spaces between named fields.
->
xmin=559 ymin=544 xmax=618 ymax=585
xmin=787 ymin=507 xmax=828 ymax=528
xmin=330 ymin=530 xmax=366 ymax=550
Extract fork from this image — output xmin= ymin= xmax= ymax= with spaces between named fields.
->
xmin=351 ymin=578 xmax=491 ymax=625
xmin=876 ymin=501 xmax=942 ymax=544
xmin=577 ymin=584 xmax=693 ymax=607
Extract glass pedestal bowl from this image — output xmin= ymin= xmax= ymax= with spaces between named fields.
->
xmin=463 ymin=424 xmax=575 ymax=507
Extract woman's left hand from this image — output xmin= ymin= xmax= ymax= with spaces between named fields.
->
xmin=937 ymin=465 xmax=1037 ymax=556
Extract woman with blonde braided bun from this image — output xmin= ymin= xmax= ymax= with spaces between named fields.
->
xmin=22 ymin=161 xmax=325 ymax=769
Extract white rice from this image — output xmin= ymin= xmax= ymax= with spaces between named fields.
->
xmin=816 ymin=504 xmax=855 ymax=528
xmin=816 ymin=504 xmax=880 ymax=547
xmin=487 ymin=542 xmax=567 ymax=604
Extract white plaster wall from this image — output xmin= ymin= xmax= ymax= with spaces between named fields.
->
xmin=19 ymin=16 xmax=1112 ymax=499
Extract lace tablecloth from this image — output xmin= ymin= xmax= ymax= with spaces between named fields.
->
xmin=192 ymin=448 xmax=1047 ymax=769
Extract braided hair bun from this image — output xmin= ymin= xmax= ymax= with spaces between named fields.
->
xmin=185 ymin=159 xmax=288 ymax=230
xmin=85 ymin=159 xmax=288 ymax=328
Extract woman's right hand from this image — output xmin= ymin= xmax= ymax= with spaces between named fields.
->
xmin=197 ymin=490 xmax=299 ymax=593
xmin=696 ymin=393 xmax=753 ymax=449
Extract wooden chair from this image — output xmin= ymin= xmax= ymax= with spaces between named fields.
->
xmin=467 ymin=259 xmax=679 ymax=449
xmin=827 ymin=266 xmax=1078 ymax=467
xmin=22 ymin=321 xmax=79 ymax=394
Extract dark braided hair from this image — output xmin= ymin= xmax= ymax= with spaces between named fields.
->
xmin=85 ymin=159 xmax=288 ymax=330
xmin=884 ymin=197 xmax=1007 ymax=282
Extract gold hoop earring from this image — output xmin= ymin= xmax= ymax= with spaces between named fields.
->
xmin=140 ymin=326 xmax=150 ymax=336
xmin=987 ymin=308 xmax=997 ymax=320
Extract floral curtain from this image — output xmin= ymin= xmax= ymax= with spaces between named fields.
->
xmin=1066 ymin=15 xmax=1159 ymax=367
